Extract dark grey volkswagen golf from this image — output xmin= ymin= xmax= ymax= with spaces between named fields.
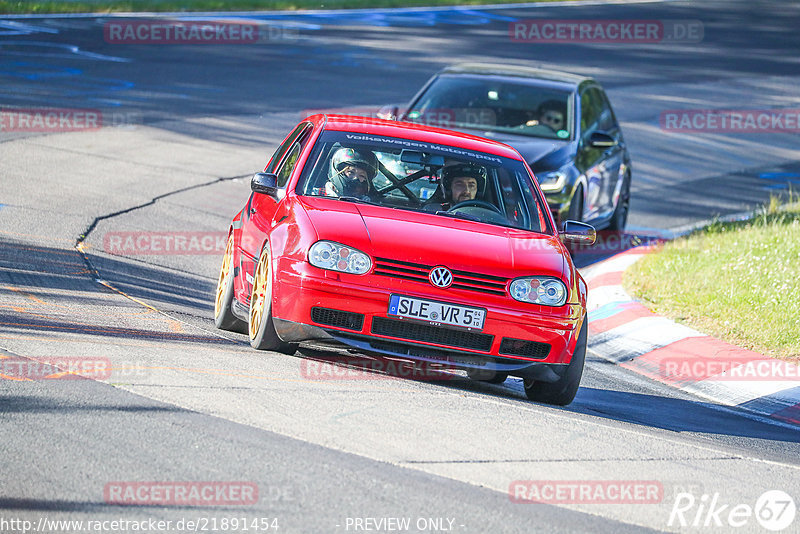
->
xmin=379 ymin=63 xmax=632 ymax=231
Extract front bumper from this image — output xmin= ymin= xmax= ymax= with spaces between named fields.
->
xmin=271 ymin=262 xmax=584 ymax=379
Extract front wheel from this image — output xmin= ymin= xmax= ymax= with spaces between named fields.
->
xmin=524 ymin=319 xmax=587 ymax=406
xmin=248 ymin=243 xmax=298 ymax=354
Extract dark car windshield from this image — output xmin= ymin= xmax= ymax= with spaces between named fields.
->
xmin=296 ymin=130 xmax=552 ymax=234
xmin=405 ymin=75 xmax=574 ymax=141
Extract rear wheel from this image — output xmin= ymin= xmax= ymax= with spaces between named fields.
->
xmin=248 ymin=243 xmax=298 ymax=354
xmin=214 ymin=234 xmax=247 ymax=333
xmin=524 ymin=319 xmax=587 ymax=406
xmin=466 ymin=369 xmax=508 ymax=384
xmin=608 ymin=173 xmax=631 ymax=231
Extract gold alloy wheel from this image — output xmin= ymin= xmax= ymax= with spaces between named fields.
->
xmin=249 ymin=250 xmax=269 ymax=340
xmin=214 ymin=234 xmax=234 ymax=319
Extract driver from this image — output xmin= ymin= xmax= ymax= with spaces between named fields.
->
xmin=442 ymin=163 xmax=486 ymax=205
xmin=537 ymin=100 xmax=567 ymax=132
xmin=325 ymin=147 xmax=379 ymax=199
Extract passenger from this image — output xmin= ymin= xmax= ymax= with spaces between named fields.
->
xmin=325 ymin=147 xmax=379 ymax=199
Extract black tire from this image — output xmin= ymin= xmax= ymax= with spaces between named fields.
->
xmin=466 ymin=369 xmax=509 ymax=384
xmin=524 ymin=319 xmax=587 ymax=406
xmin=608 ymin=173 xmax=631 ymax=231
xmin=248 ymin=243 xmax=298 ymax=355
xmin=567 ymin=184 xmax=584 ymax=222
xmin=214 ymin=234 xmax=248 ymax=334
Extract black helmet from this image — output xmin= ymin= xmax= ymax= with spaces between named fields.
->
xmin=329 ymin=147 xmax=379 ymax=197
xmin=442 ymin=163 xmax=486 ymax=197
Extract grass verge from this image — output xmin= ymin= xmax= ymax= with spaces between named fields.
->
xmin=1 ymin=0 xmax=571 ymax=15
xmin=624 ymin=197 xmax=800 ymax=361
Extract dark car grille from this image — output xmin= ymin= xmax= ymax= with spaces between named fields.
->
xmin=499 ymin=337 xmax=551 ymax=359
xmin=371 ymin=316 xmax=493 ymax=352
xmin=372 ymin=257 xmax=508 ymax=296
xmin=311 ymin=307 xmax=364 ymax=331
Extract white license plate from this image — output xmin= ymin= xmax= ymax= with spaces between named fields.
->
xmin=388 ymin=295 xmax=486 ymax=330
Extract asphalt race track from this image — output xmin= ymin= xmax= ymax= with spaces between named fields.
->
xmin=2 ymin=0 xmax=800 ymax=532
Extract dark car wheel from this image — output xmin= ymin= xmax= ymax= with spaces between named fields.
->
xmin=466 ymin=368 xmax=509 ymax=384
xmin=214 ymin=234 xmax=248 ymax=334
xmin=249 ymin=243 xmax=298 ymax=354
xmin=607 ymin=173 xmax=631 ymax=231
xmin=523 ymin=319 xmax=587 ymax=406
xmin=567 ymin=184 xmax=584 ymax=222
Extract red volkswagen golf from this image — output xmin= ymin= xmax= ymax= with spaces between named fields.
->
xmin=214 ymin=115 xmax=596 ymax=405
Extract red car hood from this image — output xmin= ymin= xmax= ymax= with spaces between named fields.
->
xmin=299 ymin=197 xmax=566 ymax=280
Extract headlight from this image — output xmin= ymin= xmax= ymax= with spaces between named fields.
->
xmin=537 ymin=170 xmax=568 ymax=192
xmin=308 ymin=241 xmax=372 ymax=275
xmin=509 ymin=277 xmax=567 ymax=306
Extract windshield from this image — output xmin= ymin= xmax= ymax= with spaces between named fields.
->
xmin=296 ymin=130 xmax=552 ymax=234
xmin=405 ymin=75 xmax=574 ymax=141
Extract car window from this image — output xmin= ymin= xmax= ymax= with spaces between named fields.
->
xmin=265 ymin=122 xmax=311 ymax=175
xmin=275 ymin=142 xmax=301 ymax=188
xmin=595 ymin=89 xmax=618 ymax=132
xmin=296 ymin=130 xmax=551 ymax=234
xmin=580 ymin=88 xmax=604 ymax=134
xmin=406 ymin=75 xmax=573 ymax=141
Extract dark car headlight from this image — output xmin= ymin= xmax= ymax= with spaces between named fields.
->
xmin=537 ymin=170 xmax=568 ymax=193
xmin=308 ymin=241 xmax=372 ymax=274
xmin=509 ymin=277 xmax=567 ymax=306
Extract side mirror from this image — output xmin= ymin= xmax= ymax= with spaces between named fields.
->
xmin=588 ymin=131 xmax=617 ymax=148
xmin=251 ymin=172 xmax=279 ymax=199
xmin=377 ymin=104 xmax=400 ymax=121
xmin=560 ymin=220 xmax=596 ymax=245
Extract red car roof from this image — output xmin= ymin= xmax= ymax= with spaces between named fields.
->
xmin=305 ymin=114 xmax=524 ymax=161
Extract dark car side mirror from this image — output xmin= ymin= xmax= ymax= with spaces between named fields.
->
xmin=377 ymin=104 xmax=400 ymax=121
xmin=560 ymin=220 xmax=597 ymax=245
xmin=251 ymin=172 xmax=279 ymax=199
xmin=588 ymin=131 xmax=618 ymax=148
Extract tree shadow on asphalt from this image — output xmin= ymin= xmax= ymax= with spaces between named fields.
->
xmin=5 ymin=240 xmax=798 ymax=444
xmin=0 ymin=238 xmax=236 ymax=345
xmin=293 ymin=345 xmax=800 ymax=444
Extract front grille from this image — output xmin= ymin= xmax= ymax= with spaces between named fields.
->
xmin=371 ymin=316 xmax=493 ymax=352
xmin=499 ymin=337 xmax=551 ymax=359
xmin=373 ymin=257 xmax=508 ymax=296
xmin=311 ymin=307 xmax=364 ymax=331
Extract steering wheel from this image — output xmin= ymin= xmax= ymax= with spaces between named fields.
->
xmin=448 ymin=200 xmax=504 ymax=215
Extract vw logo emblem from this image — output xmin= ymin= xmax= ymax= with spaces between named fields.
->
xmin=429 ymin=266 xmax=453 ymax=288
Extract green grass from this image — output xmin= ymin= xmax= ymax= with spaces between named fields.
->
xmin=624 ymin=198 xmax=800 ymax=361
xmin=1 ymin=0 xmax=571 ymax=15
